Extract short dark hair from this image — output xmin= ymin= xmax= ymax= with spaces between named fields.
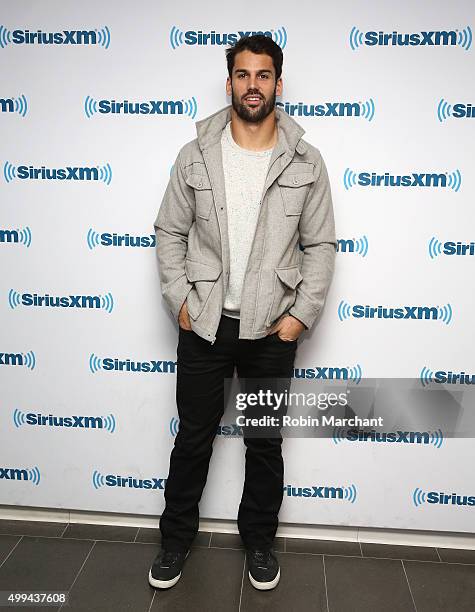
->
xmin=226 ymin=34 xmax=283 ymax=80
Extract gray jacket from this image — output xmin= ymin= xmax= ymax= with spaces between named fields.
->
xmin=154 ymin=105 xmax=336 ymax=344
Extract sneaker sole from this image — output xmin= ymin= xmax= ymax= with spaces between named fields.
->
xmin=248 ymin=566 xmax=280 ymax=590
xmin=148 ymin=550 xmax=190 ymax=589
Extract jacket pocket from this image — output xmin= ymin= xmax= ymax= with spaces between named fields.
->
xmin=277 ymin=172 xmax=315 ymax=216
xmin=184 ymin=258 xmax=222 ymax=320
xmin=185 ymin=173 xmax=214 ymax=220
xmin=266 ymin=265 xmax=303 ymax=327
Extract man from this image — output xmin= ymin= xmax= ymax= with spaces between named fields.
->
xmin=149 ymin=34 xmax=336 ymax=591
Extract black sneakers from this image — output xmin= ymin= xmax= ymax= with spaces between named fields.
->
xmin=148 ymin=549 xmax=190 ymax=589
xmin=246 ymin=548 xmax=280 ymax=590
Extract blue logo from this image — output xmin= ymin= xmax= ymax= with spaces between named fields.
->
xmin=349 ymin=26 xmax=472 ymax=50
xmin=0 ymin=350 xmax=36 ymax=369
xmin=0 ymin=226 xmax=31 ymax=247
xmin=169 ymin=26 xmax=287 ymax=49
xmin=337 ymin=236 xmax=368 ymax=257
xmin=3 ymin=162 xmax=112 ymax=185
xmin=0 ymin=95 xmax=28 ymax=116
xmin=413 ymin=487 xmax=475 ymax=507
xmin=13 ymin=409 xmax=116 ymax=432
xmin=284 ymin=483 xmax=357 ymax=503
xmin=0 ymin=465 xmax=41 ymax=485
xmin=84 ymin=95 xmax=197 ymax=119
xmin=87 ymin=229 xmax=155 ymax=249
xmin=333 ymin=427 xmax=444 ymax=448
xmin=92 ymin=470 xmax=166 ymax=490
xmin=293 ymin=363 xmax=362 ymax=383
xmin=9 ymin=290 xmax=114 ymax=313
xmin=437 ymin=99 xmax=475 ymax=122
xmin=429 ymin=237 xmax=475 ymax=258
xmin=277 ymin=99 xmax=375 ymax=121
xmin=89 ymin=353 xmax=176 ymax=374
xmin=338 ymin=301 xmax=453 ymax=325
xmin=420 ymin=366 xmax=475 ymax=387
xmin=0 ymin=25 xmax=110 ymax=48
xmin=169 ymin=417 xmax=242 ymax=437
xmin=343 ymin=168 xmax=462 ymax=191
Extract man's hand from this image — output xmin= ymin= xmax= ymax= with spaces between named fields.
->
xmin=178 ymin=301 xmax=192 ymax=330
xmin=267 ymin=314 xmax=305 ymax=341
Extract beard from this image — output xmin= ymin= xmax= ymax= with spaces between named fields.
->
xmin=231 ymin=85 xmax=277 ymax=123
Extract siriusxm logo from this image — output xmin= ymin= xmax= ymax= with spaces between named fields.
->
xmin=337 ymin=236 xmax=368 ymax=257
xmin=413 ymin=487 xmax=475 ymax=508
xmin=293 ymin=363 xmax=362 ymax=383
xmin=169 ymin=417 xmax=242 ymax=437
xmin=284 ymin=483 xmax=357 ymax=503
xmin=338 ymin=301 xmax=453 ymax=325
xmin=9 ymin=290 xmax=114 ymax=313
xmin=87 ymin=229 xmax=155 ymax=249
xmin=349 ymin=26 xmax=472 ymax=50
xmin=0 ymin=25 xmax=110 ymax=48
xmin=276 ymin=99 xmax=375 ymax=121
xmin=92 ymin=470 xmax=166 ymax=490
xmin=429 ymin=237 xmax=475 ymax=258
xmin=89 ymin=353 xmax=176 ymax=374
xmin=420 ymin=366 xmax=475 ymax=387
xmin=0 ymin=350 xmax=36 ymax=369
xmin=0 ymin=95 xmax=28 ymax=116
xmin=13 ymin=410 xmax=116 ymax=433
xmin=344 ymin=168 xmax=462 ymax=191
xmin=333 ymin=427 xmax=444 ymax=448
xmin=3 ymin=162 xmax=112 ymax=185
xmin=0 ymin=227 xmax=31 ymax=247
xmin=0 ymin=466 xmax=40 ymax=485
xmin=437 ymin=99 xmax=475 ymax=122
xmin=170 ymin=26 xmax=287 ymax=49
xmin=84 ymin=96 xmax=197 ymax=119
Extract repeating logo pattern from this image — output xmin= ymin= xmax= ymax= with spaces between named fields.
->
xmin=0 ymin=94 xmax=28 ymax=116
xmin=333 ymin=427 xmax=444 ymax=448
xmin=3 ymin=161 xmax=113 ymax=184
xmin=8 ymin=290 xmax=115 ymax=312
xmin=0 ymin=226 xmax=31 ymax=247
xmin=337 ymin=236 xmax=369 ymax=257
xmin=349 ymin=26 xmax=472 ymax=50
xmin=169 ymin=26 xmax=287 ymax=49
xmin=338 ymin=301 xmax=453 ymax=324
xmin=343 ymin=168 xmax=462 ymax=191
xmin=0 ymin=25 xmax=111 ymax=49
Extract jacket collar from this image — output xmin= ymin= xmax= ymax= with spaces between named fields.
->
xmin=195 ymin=105 xmax=306 ymax=156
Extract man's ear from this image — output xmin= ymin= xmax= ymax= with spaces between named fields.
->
xmin=226 ymin=76 xmax=232 ymax=96
xmin=276 ymin=77 xmax=283 ymax=97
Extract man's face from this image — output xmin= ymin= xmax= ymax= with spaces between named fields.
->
xmin=226 ymin=50 xmax=282 ymax=123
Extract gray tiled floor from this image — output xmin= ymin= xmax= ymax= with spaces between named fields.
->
xmin=0 ymin=519 xmax=474 ymax=611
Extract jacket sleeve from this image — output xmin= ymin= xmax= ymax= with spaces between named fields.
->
xmin=153 ymin=152 xmax=195 ymax=321
xmin=288 ymin=152 xmax=336 ymax=330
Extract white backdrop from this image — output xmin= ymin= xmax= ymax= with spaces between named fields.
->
xmin=1 ymin=0 xmax=474 ymax=533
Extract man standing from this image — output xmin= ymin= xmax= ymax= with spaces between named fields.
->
xmin=149 ymin=35 xmax=336 ymax=591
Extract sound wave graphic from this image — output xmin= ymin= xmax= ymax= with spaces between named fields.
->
xmin=87 ymin=228 xmax=101 ymax=250
xmin=0 ymin=25 xmax=12 ymax=48
xmin=360 ymin=98 xmax=375 ymax=121
xmin=182 ymin=96 xmax=197 ymax=119
xmin=8 ymin=289 xmax=21 ymax=309
xmin=437 ymin=98 xmax=452 ymax=122
xmin=101 ymin=413 xmax=116 ymax=433
xmin=354 ymin=235 xmax=369 ymax=257
xmin=348 ymin=363 xmax=362 ymax=384
xmin=343 ymin=484 xmax=357 ymax=503
xmin=100 ymin=292 xmax=114 ymax=313
xmin=84 ymin=95 xmax=98 ymax=118
xmin=92 ymin=469 xmax=106 ymax=489
xmin=97 ymin=26 xmax=111 ymax=49
xmin=169 ymin=26 xmax=184 ymax=49
xmin=413 ymin=487 xmax=426 ymax=507
xmin=98 ymin=163 xmax=112 ymax=185
xmin=89 ymin=353 xmax=103 ymax=373
xmin=457 ymin=26 xmax=472 ymax=50
xmin=337 ymin=300 xmax=352 ymax=321
xmin=13 ymin=94 xmax=28 ymax=117
xmin=169 ymin=417 xmax=180 ymax=436
xmin=349 ymin=26 xmax=364 ymax=50
xmin=343 ymin=168 xmax=357 ymax=190
xmin=428 ymin=237 xmax=443 ymax=259
xmin=3 ymin=161 xmax=17 ymax=183
xmin=447 ymin=169 xmax=461 ymax=192
xmin=420 ymin=366 xmax=434 ymax=387
xmin=437 ymin=303 xmax=453 ymax=325
xmin=27 ymin=466 xmax=41 ymax=485
xmin=272 ymin=27 xmax=287 ymax=49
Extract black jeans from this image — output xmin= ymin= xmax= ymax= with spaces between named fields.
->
xmin=159 ymin=314 xmax=298 ymax=552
